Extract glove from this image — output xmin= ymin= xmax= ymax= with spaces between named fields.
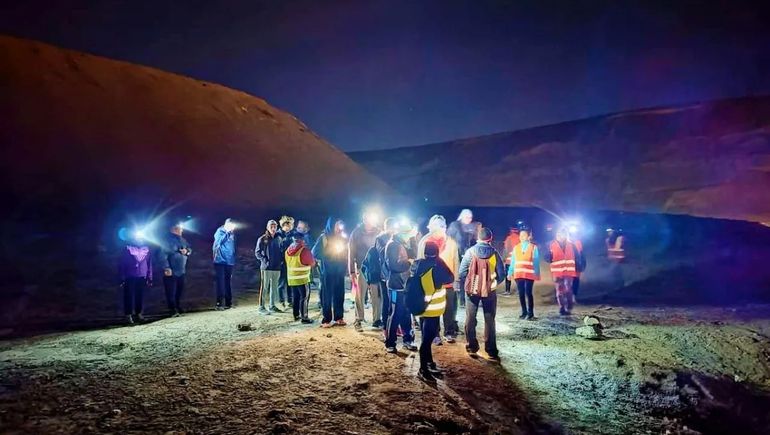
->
xmin=146 ymin=279 xmax=153 ymax=288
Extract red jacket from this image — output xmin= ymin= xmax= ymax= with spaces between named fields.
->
xmin=286 ymin=241 xmax=315 ymax=266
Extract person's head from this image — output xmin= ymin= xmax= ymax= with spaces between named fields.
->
xmin=458 ymin=209 xmax=473 ymax=225
xmin=296 ymin=220 xmax=309 ymax=234
xmin=478 ymin=227 xmax=493 ymax=243
xmin=556 ymin=227 xmax=569 ymax=243
xmin=427 ymin=215 xmax=447 ymax=235
xmin=396 ymin=219 xmax=414 ymax=242
xmin=223 ymin=218 xmax=236 ymax=233
xmin=519 ymin=229 xmax=530 ymax=243
xmin=334 ymin=219 xmax=345 ymax=235
xmin=266 ymin=220 xmax=278 ymax=235
xmin=279 ymin=215 xmax=295 ymax=232
xmin=171 ymin=223 xmax=183 ymax=236
xmin=384 ymin=217 xmax=399 ymax=235
xmin=424 ymin=241 xmax=439 ymax=258
xmin=363 ymin=208 xmax=382 ymax=230
xmin=292 ymin=232 xmax=304 ymax=244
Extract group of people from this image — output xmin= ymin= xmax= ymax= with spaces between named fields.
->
xmin=118 ymin=208 xmax=601 ymax=383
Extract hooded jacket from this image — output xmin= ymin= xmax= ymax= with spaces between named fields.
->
xmin=348 ymin=223 xmax=379 ymax=274
xmin=385 ymin=234 xmax=412 ymax=290
xmin=286 ymin=240 xmax=315 ymax=266
xmin=212 ymin=226 xmax=236 ymax=266
xmin=120 ymin=244 xmax=153 ymax=282
xmin=312 ymin=217 xmax=348 ymax=275
xmin=458 ymin=241 xmax=506 ymax=288
xmin=255 ymin=231 xmax=283 ymax=271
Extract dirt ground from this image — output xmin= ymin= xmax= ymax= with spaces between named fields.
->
xmin=2 ymin=284 xmax=770 ymax=435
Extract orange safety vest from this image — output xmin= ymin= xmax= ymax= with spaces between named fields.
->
xmin=512 ymin=243 xmax=538 ymax=280
xmin=549 ymin=241 xmax=578 ymax=278
xmin=607 ymin=236 xmax=625 ymax=262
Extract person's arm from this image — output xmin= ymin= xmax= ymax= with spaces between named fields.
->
xmin=146 ymin=251 xmax=153 ymax=284
xmin=416 ymin=236 xmax=426 ymax=260
xmin=458 ymin=249 xmax=472 ymax=281
xmin=388 ymin=244 xmax=411 ymax=274
xmin=347 ymin=229 xmax=357 ymax=275
xmin=254 ymin=236 xmax=265 ymax=261
xmin=494 ymin=252 xmax=506 ymax=285
xmin=312 ymin=235 xmax=325 ymax=262
xmin=160 ymin=239 xmax=172 ymax=270
xmin=183 ymin=238 xmax=192 ymax=257
xmin=533 ymin=246 xmax=541 ymax=280
xmin=213 ymin=230 xmax=224 ymax=261
xmin=301 ymin=246 xmax=315 ymax=266
xmin=436 ymin=258 xmax=455 ymax=286
xmin=544 ymin=245 xmax=554 ymax=263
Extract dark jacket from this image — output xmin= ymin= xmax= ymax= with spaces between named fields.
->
xmin=385 ymin=235 xmax=412 ymax=290
xmin=374 ymin=231 xmax=392 ymax=282
xmin=459 ymin=241 xmax=506 ymax=286
xmin=255 ymin=232 xmax=283 ymax=271
xmin=212 ymin=226 xmax=236 ymax=266
xmin=119 ymin=244 xmax=153 ymax=282
xmin=410 ymin=256 xmax=455 ymax=290
xmin=160 ymin=233 xmax=192 ymax=276
xmin=348 ymin=223 xmax=379 ymax=274
xmin=312 ymin=217 xmax=348 ymax=275
xmin=277 ymin=229 xmax=296 ymax=256
xmin=448 ymin=220 xmax=480 ymax=257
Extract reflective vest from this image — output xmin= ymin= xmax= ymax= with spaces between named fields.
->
xmin=549 ymin=241 xmax=578 ymax=278
xmin=512 ymin=243 xmax=538 ymax=280
xmin=286 ymin=248 xmax=312 ymax=286
xmin=421 ymin=269 xmax=446 ymax=317
xmin=607 ymin=236 xmax=625 ymax=262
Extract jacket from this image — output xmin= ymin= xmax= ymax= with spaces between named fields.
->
xmin=212 ymin=226 xmax=236 ymax=266
xmin=160 ymin=233 xmax=192 ymax=276
xmin=348 ymin=223 xmax=379 ymax=274
xmin=458 ymin=241 xmax=506 ymax=288
xmin=410 ymin=256 xmax=454 ymax=317
xmin=312 ymin=217 xmax=348 ymax=275
xmin=448 ymin=220 xmax=480 ymax=257
xmin=255 ymin=232 xmax=283 ymax=271
xmin=277 ymin=229 xmax=296 ymax=255
xmin=285 ymin=240 xmax=315 ymax=285
xmin=374 ymin=231 xmax=392 ymax=282
xmin=119 ymin=244 xmax=153 ymax=282
xmin=385 ymin=235 xmax=413 ymax=290
xmin=417 ymin=232 xmax=459 ymax=286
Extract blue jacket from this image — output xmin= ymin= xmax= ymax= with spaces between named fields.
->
xmin=459 ymin=241 xmax=506 ymax=285
xmin=507 ymin=240 xmax=541 ymax=279
xmin=255 ymin=232 xmax=283 ymax=271
xmin=212 ymin=226 xmax=236 ymax=266
xmin=312 ymin=217 xmax=347 ymax=275
xmin=160 ymin=233 xmax=192 ymax=276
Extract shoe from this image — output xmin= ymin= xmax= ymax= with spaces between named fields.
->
xmin=270 ymin=306 xmax=283 ymax=313
xmin=224 ymin=305 xmax=233 ymax=310
xmin=386 ymin=346 xmax=397 ymax=354
xmin=258 ymin=306 xmax=268 ymax=314
xmin=519 ymin=313 xmax=527 ymax=320
xmin=402 ymin=343 xmax=418 ymax=352
xmin=467 ymin=349 xmax=479 ymax=358
xmin=432 ymin=336 xmax=443 ymax=346
xmin=173 ymin=310 xmax=182 ymax=318
xmin=444 ymin=335 xmax=456 ymax=344
xmin=372 ymin=320 xmax=383 ymax=329
xmin=215 ymin=305 xmax=225 ymax=311
xmin=418 ymin=368 xmax=437 ymax=383
xmin=136 ymin=314 xmax=147 ymax=322
xmin=321 ymin=322 xmax=333 ymax=328
xmin=335 ymin=319 xmax=347 ymax=327
xmin=301 ymin=318 xmax=314 ymax=324
xmin=126 ymin=315 xmax=135 ymax=325
xmin=413 ymin=322 xmax=421 ymax=331
xmin=485 ymin=354 xmax=501 ymax=363
xmin=427 ymin=364 xmax=445 ymax=378
xmin=559 ymin=309 xmax=568 ymax=316
xmin=294 ymin=316 xmax=301 ymax=321
xmin=354 ymin=321 xmax=363 ymax=332
xmin=527 ymin=315 xmax=536 ymax=321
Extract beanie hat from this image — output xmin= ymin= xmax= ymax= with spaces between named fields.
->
xmin=478 ymin=227 xmax=493 ymax=242
xmin=266 ymin=220 xmax=278 ymax=229
xmin=424 ymin=241 xmax=439 ymax=258
xmin=427 ymin=215 xmax=447 ymax=232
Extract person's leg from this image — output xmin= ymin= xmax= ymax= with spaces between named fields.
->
xmin=291 ymin=285 xmax=301 ymax=319
xmin=123 ymin=278 xmax=134 ymax=316
xmin=443 ymin=286 xmax=457 ymax=339
xmin=563 ymin=277 xmax=574 ymax=313
xmin=464 ymin=294 xmax=480 ymax=353
xmin=369 ymin=282 xmax=381 ymax=327
xmin=515 ymin=279 xmax=527 ymax=317
xmin=572 ymin=276 xmax=580 ymax=298
xmin=300 ymin=284 xmax=310 ymax=320
xmin=135 ymin=278 xmax=146 ymax=316
xmin=224 ymin=265 xmax=234 ymax=307
xmin=505 ymin=276 xmax=512 ymax=294
xmin=380 ymin=281 xmax=390 ymax=328
xmin=163 ymin=276 xmax=175 ymax=311
xmin=214 ymin=264 xmax=225 ymax=307
xmin=458 ymin=287 xmax=466 ymax=308
xmin=555 ymin=278 xmax=567 ymax=313
xmin=398 ymin=293 xmax=414 ymax=344
xmin=269 ymin=270 xmax=281 ymax=310
xmin=321 ymin=272 xmax=333 ymax=323
xmin=354 ymin=271 xmax=366 ymax=323
xmin=175 ymin=274 xmax=185 ymax=312
xmin=333 ymin=272 xmax=345 ymax=321
xmin=385 ymin=290 xmax=399 ymax=348
xmin=482 ymin=293 xmax=498 ymax=357
xmin=525 ymin=279 xmax=535 ymax=317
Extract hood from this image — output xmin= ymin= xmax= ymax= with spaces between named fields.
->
xmin=473 ymin=242 xmax=496 ymax=259
xmin=286 ymin=240 xmax=305 ymax=256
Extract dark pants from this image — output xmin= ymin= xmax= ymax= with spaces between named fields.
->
xmin=123 ymin=277 xmax=146 ymax=316
xmin=504 ymin=276 xmax=512 ymax=293
xmin=321 ymin=270 xmax=345 ymax=323
xmin=279 ymin=264 xmax=291 ymax=304
xmin=443 ymin=286 xmax=459 ymax=337
xmin=379 ymin=280 xmax=390 ymax=328
xmin=163 ymin=274 xmax=185 ymax=312
xmin=572 ymin=276 xmax=581 ymax=297
xmin=291 ymin=284 xmax=310 ymax=320
xmin=386 ymin=290 xmax=414 ymax=347
xmin=214 ymin=263 xmax=233 ymax=307
xmin=515 ymin=278 xmax=535 ymax=316
xmin=465 ymin=292 xmax=498 ymax=357
xmin=419 ymin=316 xmax=440 ymax=370
xmin=458 ymin=288 xmax=466 ymax=307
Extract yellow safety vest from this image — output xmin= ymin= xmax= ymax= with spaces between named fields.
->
xmin=286 ymin=248 xmax=312 ymax=286
xmin=421 ymin=268 xmax=446 ymax=317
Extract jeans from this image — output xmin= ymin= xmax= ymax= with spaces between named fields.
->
xmin=504 ymin=275 xmax=512 ymax=293
xmin=385 ymin=290 xmax=414 ymax=347
xmin=163 ymin=274 xmax=185 ymax=312
xmin=260 ymin=270 xmax=280 ymax=309
xmin=443 ymin=286 xmax=459 ymax=337
xmin=379 ymin=280 xmax=390 ymax=328
xmin=419 ymin=316 xmax=440 ymax=370
xmin=123 ymin=277 xmax=146 ymax=316
xmin=322 ymin=270 xmax=345 ymax=323
xmin=515 ymin=278 xmax=535 ymax=316
xmin=355 ymin=271 xmax=381 ymax=323
xmin=279 ymin=264 xmax=291 ymax=304
xmin=464 ymin=292 xmax=498 ymax=357
xmin=290 ymin=284 xmax=310 ymax=319
xmin=214 ymin=263 xmax=233 ymax=307
xmin=555 ymin=277 xmax=574 ymax=312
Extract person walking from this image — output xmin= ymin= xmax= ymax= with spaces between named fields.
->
xmin=502 ymin=226 xmax=520 ymax=296
xmin=373 ymin=218 xmax=398 ymax=330
xmin=312 ymin=217 xmax=348 ymax=327
xmin=348 ymin=211 xmax=382 ymax=332
xmin=448 ymin=209 xmax=480 ymax=309
xmin=508 ymin=228 xmax=541 ymax=320
xmin=417 ymin=215 xmax=460 ymax=344
xmin=120 ymin=233 xmax=153 ymax=324
xmin=545 ymin=227 xmax=582 ymax=315
xmin=459 ymin=228 xmax=505 ymax=361
xmin=255 ymin=220 xmax=283 ymax=314
xmin=285 ymin=232 xmax=315 ymax=323
xmin=160 ymin=222 xmax=191 ymax=317
xmin=412 ymin=241 xmax=454 ymax=382
xmin=568 ymin=226 xmax=586 ymax=302
xmin=212 ymin=218 xmax=237 ymax=310
xmin=384 ymin=221 xmax=418 ymax=353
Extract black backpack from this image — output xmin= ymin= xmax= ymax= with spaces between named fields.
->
xmin=405 ymin=267 xmax=432 ymax=316
xmin=361 ymin=245 xmax=382 ymax=284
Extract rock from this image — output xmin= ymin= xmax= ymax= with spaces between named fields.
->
xmin=237 ymin=323 xmax=255 ymax=332
xmin=354 ymin=380 xmax=370 ymax=390
xmin=576 ymin=325 xmax=602 ymax=339
xmin=309 ymin=337 xmax=317 ymax=342
xmin=326 ymin=333 xmax=333 ymax=338
xmin=338 ymin=353 xmax=348 ymax=358
xmin=583 ymin=316 xmax=603 ymax=328
xmin=111 ymin=409 xmax=122 ymax=416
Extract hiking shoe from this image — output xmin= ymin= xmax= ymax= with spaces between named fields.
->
xmin=270 ymin=306 xmax=283 ymax=313
xmin=418 ymin=369 xmax=437 ymax=383
xmin=354 ymin=321 xmax=363 ymax=332
xmin=335 ymin=319 xmax=347 ymax=327
xmin=136 ymin=314 xmax=147 ymax=322
xmin=485 ymin=354 xmax=501 ymax=363
xmin=402 ymin=342 xmax=418 ymax=352
xmin=301 ymin=318 xmax=314 ymax=324
xmin=215 ymin=305 xmax=225 ymax=311
xmin=386 ymin=346 xmax=398 ymax=354
xmin=371 ymin=320 xmax=383 ymax=329
xmin=432 ymin=336 xmax=443 ymax=346
xmin=526 ymin=315 xmax=536 ymax=321
xmin=467 ymin=349 xmax=479 ymax=358
xmin=173 ymin=310 xmax=182 ymax=318
xmin=294 ymin=316 xmax=301 ymax=321
xmin=126 ymin=315 xmax=135 ymax=325
xmin=321 ymin=322 xmax=333 ymax=328
xmin=444 ymin=335 xmax=456 ymax=344
xmin=559 ymin=309 xmax=568 ymax=316
xmin=519 ymin=313 xmax=527 ymax=319
xmin=224 ymin=305 xmax=233 ymax=310
xmin=258 ymin=306 xmax=268 ymax=314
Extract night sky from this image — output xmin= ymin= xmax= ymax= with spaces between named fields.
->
xmin=2 ymin=0 xmax=769 ymax=151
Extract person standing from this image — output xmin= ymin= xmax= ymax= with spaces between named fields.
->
xmin=212 ymin=218 xmax=237 ymax=310
xmin=374 ymin=218 xmax=398 ymax=330
xmin=160 ymin=222 xmax=191 ymax=317
xmin=120 ymin=233 xmax=153 ymax=324
xmin=545 ymin=228 xmax=581 ymax=315
xmin=417 ymin=215 xmax=460 ymax=344
xmin=255 ymin=220 xmax=283 ymax=314
xmin=348 ymin=211 xmax=382 ymax=332
xmin=502 ymin=226 xmax=520 ymax=296
xmin=448 ymin=209 xmax=480 ymax=309
xmin=606 ymin=228 xmax=626 ymax=263
xmin=312 ymin=217 xmax=348 ymax=327
xmin=459 ymin=228 xmax=505 ymax=361
xmin=412 ymin=241 xmax=454 ymax=382
xmin=568 ymin=227 xmax=586 ymax=302
xmin=508 ymin=228 xmax=540 ymax=320
xmin=285 ymin=232 xmax=315 ymax=323
xmin=277 ymin=215 xmax=296 ymax=308
xmin=384 ymin=221 xmax=418 ymax=353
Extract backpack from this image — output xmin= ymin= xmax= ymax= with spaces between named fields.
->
xmin=406 ymin=267 xmax=433 ymax=315
xmin=361 ymin=245 xmax=382 ymax=284
xmin=464 ymin=255 xmax=496 ymax=297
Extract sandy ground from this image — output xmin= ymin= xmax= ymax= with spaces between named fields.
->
xmin=2 ymin=285 xmax=770 ymax=435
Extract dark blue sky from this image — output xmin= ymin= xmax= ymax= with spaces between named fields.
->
xmin=2 ymin=0 xmax=769 ymax=151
